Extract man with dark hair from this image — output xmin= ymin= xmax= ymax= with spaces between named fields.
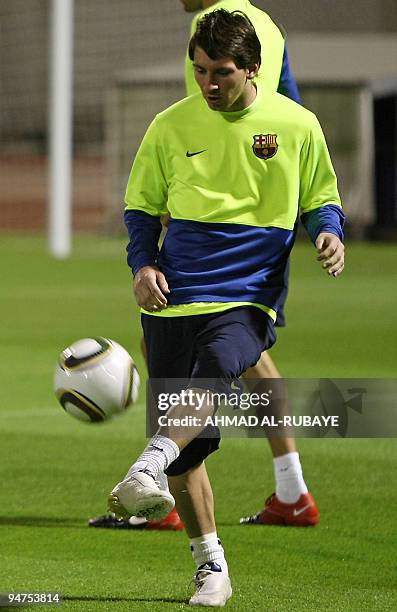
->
xmin=109 ymin=9 xmax=344 ymax=606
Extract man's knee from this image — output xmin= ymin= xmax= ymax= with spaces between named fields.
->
xmin=168 ymin=460 xmax=204 ymax=489
xmin=193 ymin=337 xmax=260 ymax=380
xmin=194 ymin=349 xmax=242 ymax=379
xmin=165 ymin=437 xmax=220 ymax=476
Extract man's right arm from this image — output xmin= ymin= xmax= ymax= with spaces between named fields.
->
xmin=124 ymin=117 xmax=170 ymax=310
xmin=124 ymin=210 xmax=162 ymax=275
xmin=124 ymin=210 xmax=169 ymax=312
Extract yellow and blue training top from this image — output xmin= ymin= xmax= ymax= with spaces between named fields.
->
xmin=124 ymin=86 xmax=344 ymax=320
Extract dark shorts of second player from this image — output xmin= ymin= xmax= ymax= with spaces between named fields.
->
xmin=274 ymin=258 xmax=289 ymax=327
xmin=142 ymin=306 xmax=276 ymax=476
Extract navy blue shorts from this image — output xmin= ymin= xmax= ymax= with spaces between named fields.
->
xmin=142 ymin=306 xmax=276 ymax=476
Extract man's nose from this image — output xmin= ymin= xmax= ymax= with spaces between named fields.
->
xmin=206 ymin=76 xmax=219 ymax=91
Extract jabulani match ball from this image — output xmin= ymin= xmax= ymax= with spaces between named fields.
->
xmin=54 ymin=337 xmax=140 ymax=422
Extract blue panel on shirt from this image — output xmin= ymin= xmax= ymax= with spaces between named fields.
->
xmin=158 ymin=218 xmax=296 ymax=311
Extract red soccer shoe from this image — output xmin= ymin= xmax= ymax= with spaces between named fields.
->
xmin=240 ymin=492 xmax=320 ymax=527
xmin=89 ymin=507 xmax=184 ymax=531
xmin=146 ymin=507 xmax=184 ymax=531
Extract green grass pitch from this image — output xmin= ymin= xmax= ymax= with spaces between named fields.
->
xmin=0 ymin=235 xmax=396 ymax=611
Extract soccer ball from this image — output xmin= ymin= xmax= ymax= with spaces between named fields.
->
xmin=54 ymin=337 xmax=140 ymax=422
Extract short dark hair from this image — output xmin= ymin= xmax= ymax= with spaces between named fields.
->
xmin=188 ymin=9 xmax=261 ymax=70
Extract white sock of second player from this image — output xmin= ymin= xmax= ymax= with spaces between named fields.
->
xmin=274 ymin=451 xmax=308 ymax=503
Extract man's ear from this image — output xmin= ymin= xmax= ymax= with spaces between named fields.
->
xmin=247 ymin=63 xmax=260 ymax=80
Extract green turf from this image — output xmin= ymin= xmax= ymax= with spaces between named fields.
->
xmin=0 ymin=235 xmax=396 ymax=611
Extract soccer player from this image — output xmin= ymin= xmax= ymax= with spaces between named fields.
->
xmin=109 ymin=9 xmax=345 ymax=606
xmin=90 ymin=0 xmax=318 ymax=532
xmin=182 ymin=0 xmax=319 ymax=529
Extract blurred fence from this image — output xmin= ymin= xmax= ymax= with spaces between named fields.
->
xmin=0 ymin=0 xmax=189 ymax=232
xmin=0 ymin=0 xmax=396 ymax=234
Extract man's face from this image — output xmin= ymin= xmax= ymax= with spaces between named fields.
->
xmin=179 ymin=0 xmax=203 ymax=12
xmin=193 ymin=46 xmax=257 ymax=112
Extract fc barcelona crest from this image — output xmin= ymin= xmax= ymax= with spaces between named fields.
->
xmin=252 ymin=134 xmax=278 ymax=160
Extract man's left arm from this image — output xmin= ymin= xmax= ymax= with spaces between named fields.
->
xmin=299 ymin=117 xmax=346 ymax=277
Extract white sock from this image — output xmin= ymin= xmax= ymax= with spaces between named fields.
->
xmin=274 ymin=451 xmax=308 ymax=504
xmin=126 ymin=435 xmax=179 ymax=481
xmin=190 ymin=532 xmax=228 ymax=575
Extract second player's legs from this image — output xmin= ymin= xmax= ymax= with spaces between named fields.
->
xmin=241 ymin=351 xmax=320 ymax=525
xmin=243 ymin=351 xmax=297 ymax=457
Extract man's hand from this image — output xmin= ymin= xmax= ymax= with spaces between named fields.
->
xmin=315 ymin=232 xmax=345 ymax=277
xmin=133 ymin=266 xmax=170 ymax=311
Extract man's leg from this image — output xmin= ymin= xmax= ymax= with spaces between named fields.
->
xmin=109 ymin=308 xmax=272 ymax=606
xmin=169 ymin=462 xmax=215 ymax=537
xmin=109 ymin=308 xmax=271 ymax=520
xmin=108 ymin=387 xmax=218 ymax=521
xmin=169 ymin=462 xmax=232 ymax=607
xmin=241 ymin=351 xmax=320 ymax=526
xmin=109 ymin=313 xmax=219 ymax=521
xmin=244 ymin=350 xmax=297 ymax=457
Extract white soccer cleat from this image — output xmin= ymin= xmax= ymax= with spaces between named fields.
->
xmin=108 ymin=471 xmax=175 ymax=522
xmin=189 ymin=563 xmax=232 ymax=607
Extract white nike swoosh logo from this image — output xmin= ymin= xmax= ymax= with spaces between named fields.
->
xmin=293 ymin=504 xmax=311 ymax=516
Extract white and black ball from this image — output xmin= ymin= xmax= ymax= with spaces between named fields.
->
xmin=54 ymin=337 xmax=140 ymax=422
